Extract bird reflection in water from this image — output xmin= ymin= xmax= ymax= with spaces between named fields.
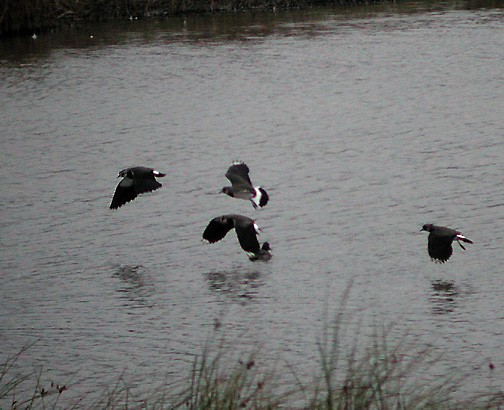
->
xmin=113 ymin=264 xmax=154 ymax=309
xmin=204 ymin=269 xmax=264 ymax=304
xmin=430 ymin=280 xmax=458 ymax=315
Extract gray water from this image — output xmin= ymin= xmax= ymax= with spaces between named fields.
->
xmin=1 ymin=1 xmax=504 ymax=406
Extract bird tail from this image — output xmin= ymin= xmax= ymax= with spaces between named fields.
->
xmin=455 ymin=234 xmax=473 ymax=250
xmin=251 ymin=187 xmax=269 ymax=209
xmin=456 ymin=234 xmax=473 ymax=244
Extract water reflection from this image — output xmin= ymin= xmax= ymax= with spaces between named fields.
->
xmin=112 ymin=264 xmax=154 ymax=309
xmin=204 ymin=269 xmax=264 ymax=303
xmin=3 ymin=0 xmax=501 ymax=65
xmin=430 ymin=280 xmax=458 ymax=315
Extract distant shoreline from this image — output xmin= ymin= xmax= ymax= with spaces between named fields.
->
xmin=2 ymin=0 xmax=393 ymax=37
xmin=2 ymin=0 xmax=501 ymax=38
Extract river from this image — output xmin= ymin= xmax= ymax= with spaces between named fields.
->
xmin=1 ymin=1 xmax=503 ymax=407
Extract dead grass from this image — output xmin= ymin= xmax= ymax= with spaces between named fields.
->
xmin=2 ymin=284 xmax=503 ymax=409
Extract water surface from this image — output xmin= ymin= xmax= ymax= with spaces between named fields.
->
xmin=1 ymin=1 xmax=503 ymax=406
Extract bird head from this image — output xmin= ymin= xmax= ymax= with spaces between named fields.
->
xmin=117 ymin=169 xmax=129 ymax=178
xmin=221 ymin=186 xmax=233 ymax=196
xmin=421 ymin=224 xmax=434 ymax=232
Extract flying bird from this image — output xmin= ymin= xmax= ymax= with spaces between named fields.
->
xmin=421 ymin=224 xmax=473 ymax=263
xmin=110 ymin=166 xmax=165 ymax=209
xmin=221 ymin=162 xmax=269 ymax=209
xmin=203 ymin=214 xmax=272 ymax=261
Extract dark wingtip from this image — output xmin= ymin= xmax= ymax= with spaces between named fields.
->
xmin=109 ymin=200 xmax=127 ymax=210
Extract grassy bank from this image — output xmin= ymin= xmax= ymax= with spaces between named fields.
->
xmin=1 ymin=0 xmax=388 ymax=36
xmin=2 ymin=288 xmax=503 ymax=409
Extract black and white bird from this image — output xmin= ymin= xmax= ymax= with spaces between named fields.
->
xmin=110 ymin=166 xmax=165 ymax=209
xmin=221 ymin=162 xmax=269 ymax=209
xmin=421 ymin=224 xmax=473 ymax=263
xmin=203 ymin=214 xmax=272 ymax=261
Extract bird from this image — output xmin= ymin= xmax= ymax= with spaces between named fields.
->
xmin=221 ymin=162 xmax=269 ymax=209
xmin=110 ymin=166 xmax=165 ymax=209
xmin=248 ymin=242 xmax=272 ymax=262
xmin=421 ymin=224 xmax=473 ymax=263
xmin=202 ymin=214 xmax=271 ymax=261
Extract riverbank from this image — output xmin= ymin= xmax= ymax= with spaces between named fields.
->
xmin=3 ymin=0 xmax=502 ymax=37
xmin=0 ymin=0 xmax=398 ymax=37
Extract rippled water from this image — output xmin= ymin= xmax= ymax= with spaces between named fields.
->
xmin=1 ymin=1 xmax=504 ymax=406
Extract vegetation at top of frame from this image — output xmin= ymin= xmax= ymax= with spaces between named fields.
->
xmin=2 ymin=0 xmax=387 ymax=36
xmin=3 ymin=0 xmax=502 ymax=36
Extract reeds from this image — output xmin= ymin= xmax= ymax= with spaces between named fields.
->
xmin=2 ymin=285 xmax=503 ymax=409
xmin=0 ymin=341 xmax=69 ymax=409
xmin=170 ymin=345 xmax=284 ymax=409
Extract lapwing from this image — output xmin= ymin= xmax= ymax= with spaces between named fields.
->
xmin=110 ymin=166 xmax=165 ymax=209
xmin=203 ymin=214 xmax=271 ymax=261
xmin=221 ymin=162 xmax=269 ymax=209
xmin=421 ymin=224 xmax=473 ymax=263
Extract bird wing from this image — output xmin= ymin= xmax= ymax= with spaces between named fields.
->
xmin=110 ymin=182 xmax=137 ymax=209
xmin=225 ymin=163 xmax=253 ymax=189
xmin=234 ymin=219 xmax=261 ymax=254
xmin=133 ymin=168 xmax=163 ymax=194
xmin=428 ymin=235 xmax=453 ymax=263
xmin=203 ymin=216 xmax=235 ymax=244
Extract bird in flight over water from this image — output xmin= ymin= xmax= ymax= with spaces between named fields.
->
xmin=110 ymin=166 xmax=165 ymax=209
